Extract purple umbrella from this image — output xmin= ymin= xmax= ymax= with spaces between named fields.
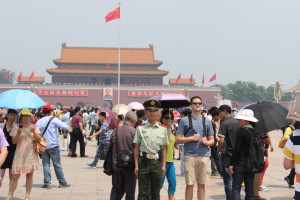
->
xmin=149 ymin=94 xmax=190 ymax=108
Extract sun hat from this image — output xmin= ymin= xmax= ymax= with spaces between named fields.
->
xmin=20 ymin=109 xmax=31 ymax=115
xmin=235 ymin=109 xmax=258 ymax=123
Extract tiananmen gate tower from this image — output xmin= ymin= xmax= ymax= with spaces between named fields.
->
xmin=0 ymin=43 xmax=222 ymax=109
xmin=47 ymin=43 xmax=169 ymax=86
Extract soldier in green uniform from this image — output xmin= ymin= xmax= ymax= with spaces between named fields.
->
xmin=134 ymin=100 xmax=169 ymax=200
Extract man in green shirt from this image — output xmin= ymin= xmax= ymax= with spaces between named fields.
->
xmin=133 ymin=100 xmax=169 ymax=200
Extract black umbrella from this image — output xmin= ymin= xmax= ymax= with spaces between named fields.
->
xmin=245 ymin=101 xmax=290 ymax=133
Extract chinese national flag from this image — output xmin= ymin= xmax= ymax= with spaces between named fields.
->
xmin=189 ymin=73 xmax=194 ymax=84
xmin=17 ymin=71 xmax=22 ymax=81
xmin=3 ymin=70 xmax=10 ymax=79
xmin=202 ymin=74 xmax=205 ymax=85
xmin=209 ymin=73 xmax=217 ymax=82
xmin=29 ymin=70 xmax=34 ymax=80
xmin=105 ymin=7 xmax=120 ymax=22
xmin=176 ymin=73 xmax=181 ymax=83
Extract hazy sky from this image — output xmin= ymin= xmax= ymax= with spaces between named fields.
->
xmin=0 ymin=0 xmax=299 ymax=90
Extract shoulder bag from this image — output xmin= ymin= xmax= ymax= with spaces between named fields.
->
xmin=32 ymin=117 xmax=54 ymax=154
xmin=115 ymin=128 xmax=135 ymax=170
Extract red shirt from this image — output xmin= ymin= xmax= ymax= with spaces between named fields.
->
xmin=71 ymin=114 xmax=83 ymax=129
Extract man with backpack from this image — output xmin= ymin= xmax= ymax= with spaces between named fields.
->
xmin=176 ymin=96 xmax=214 ymax=200
xmin=229 ymin=109 xmax=265 ymax=200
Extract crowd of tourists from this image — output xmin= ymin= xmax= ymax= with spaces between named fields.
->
xmin=0 ymin=96 xmax=298 ymax=200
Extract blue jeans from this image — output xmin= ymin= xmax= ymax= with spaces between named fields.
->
xmin=221 ymin=154 xmax=233 ymax=200
xmin=232 ymin=161 xmax=254 ymax=200
xmin=160 ymin=162 xmax=176 ymax=194
xmin=92 ymin=141 xmax=108 ymax=166
xmin=41 ymin=146 xmax=67 ymax=185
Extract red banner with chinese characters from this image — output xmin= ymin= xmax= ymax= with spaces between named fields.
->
xmin=34 ymin=90 xmax=88 ymax=96
xmin=128 ymin=90 xmax=185 ymax=97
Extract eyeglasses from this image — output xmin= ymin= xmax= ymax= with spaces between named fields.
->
xmin=163 ymin=116 xmax=174 ymax=120
xmin=191 ymin=102 xmax=202 ymax=105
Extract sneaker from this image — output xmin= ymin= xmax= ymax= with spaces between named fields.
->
xmin=259 ymin=186 xmax=269 ymax=191
xmin=284 ymin=176 xmax=291 ymax=185
xmin=211 ymin=173 xmax=219 ymax=176
xmin=289 ymin=184 xmax=295 ymax=188
xmin=86 ymin=163 xmax=96 ymax=168
xmin=284 ymin=177 xmax=294 ymax=188
xmin=42 ymin=184 xmax=51 ymax=189
xmin=59 ymin=183 xmax=70 ymax=188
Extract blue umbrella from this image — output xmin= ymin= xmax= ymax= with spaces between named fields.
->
xmin=0 ymin=89 xmax=46 ymax=109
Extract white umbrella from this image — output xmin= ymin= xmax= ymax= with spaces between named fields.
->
xmin=112 ymin=104 xmax=131 ymax=116
xmin=128 ymin=102 xmax=144 ymax=110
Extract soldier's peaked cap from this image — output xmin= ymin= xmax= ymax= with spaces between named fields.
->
xmin=143 ymin=100 xmax=161 ymax=110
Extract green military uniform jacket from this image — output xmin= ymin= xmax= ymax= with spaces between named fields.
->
xmin=133 ymin=122 xmax=169 ymax=154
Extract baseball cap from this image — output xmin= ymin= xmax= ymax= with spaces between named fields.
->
xmin=42 ymin=104 xmax=52 ymax=112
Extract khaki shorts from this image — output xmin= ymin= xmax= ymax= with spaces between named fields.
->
xmin=184 ymin=156 xmax=211 ymax=185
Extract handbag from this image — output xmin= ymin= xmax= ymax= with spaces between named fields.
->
xmin=24 ymin=127 xmax=47 ymax=154
xmin=31 ymin=117 xmax=54 ymax=154
xmin=115 ymin=128 xmax=135 ymax=170
xmin=33 ymin=136 xmax=47 ymax=154
xmin=278 ymin=138 xmax=287 ymax=149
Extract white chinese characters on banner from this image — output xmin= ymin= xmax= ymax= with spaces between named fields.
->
xmin=128 ymin=90 xmax=185 ymax=97
xmin=34 ymin=90 xmax=88 ymax=96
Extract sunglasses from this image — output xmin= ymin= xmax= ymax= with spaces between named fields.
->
xmin=191 ymin=102 xmax=202 ymax=105
xmin=163 ymin=116 xmax=174 ymax=120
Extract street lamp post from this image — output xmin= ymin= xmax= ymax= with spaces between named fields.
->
xmin=273 ymin=81 xmax=284 ymax=103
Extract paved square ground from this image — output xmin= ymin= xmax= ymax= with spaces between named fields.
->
xmin=0 ymin=130 xmax=294 ymax=199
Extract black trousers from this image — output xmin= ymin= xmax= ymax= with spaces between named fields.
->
xmin=211 ymin=146 xmax=223 ymax=176
xmin=288 ymin=168 xmax=296 ymax=185
xmin=110 ymin=170 xmax=136 ymax=200
xmin=70 ymin=128 xmax=85 ymax=156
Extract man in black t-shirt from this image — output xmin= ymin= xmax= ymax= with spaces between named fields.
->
xmin=217 ymin=105 xmax=240 ymax=200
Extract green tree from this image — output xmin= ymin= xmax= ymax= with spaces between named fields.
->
xmin=0 ymin=69 xmax=15 ymax=84
xmin=213 ymin=81 xmax=291 ymax=102
xmin=212 ymin=84 xmax=230 ymax=99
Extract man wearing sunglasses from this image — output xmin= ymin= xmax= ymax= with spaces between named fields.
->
xmin=176 ymin=96 xmax=214 ymax=200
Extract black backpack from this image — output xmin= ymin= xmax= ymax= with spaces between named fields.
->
xmin=244 ymin=128 xmax=265 ymax=174
xmin=183 ymin=114 xmax=207 ymax=137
